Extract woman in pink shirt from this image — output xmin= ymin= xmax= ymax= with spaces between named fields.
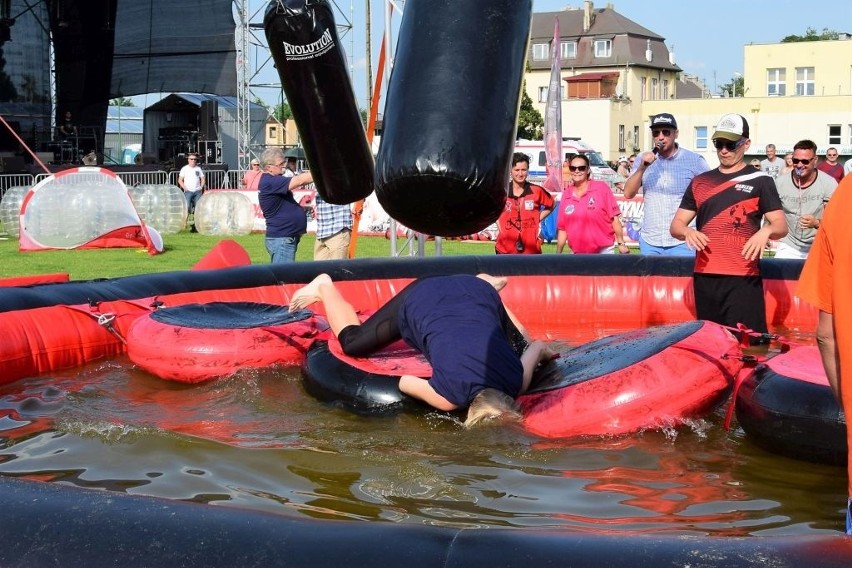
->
xmin=556 ymin=154 xmax=628 ymax=254
xmin=241 ymin=159 xmax=263 ymax=190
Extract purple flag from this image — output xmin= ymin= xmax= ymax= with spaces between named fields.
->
xmin=542 ymin=17 xmax=563 ymax=193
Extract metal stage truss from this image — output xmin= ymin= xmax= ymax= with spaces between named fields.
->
xmin=234 ymin=0 xmax=356 ymax=171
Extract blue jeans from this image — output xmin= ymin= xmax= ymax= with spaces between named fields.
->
xmin=847 ymin=498 xmax=851 ymax=535
xmin=184 ymin=190 xmax=202 ymax=215
xmin=265 ymin=235 xmax=300 ymax=263
xmin=638 ymin=235 xmax=695 ymax=256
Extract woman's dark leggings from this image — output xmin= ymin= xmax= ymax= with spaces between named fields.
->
xmin=337 ymin=279 xmax=421 ymax=357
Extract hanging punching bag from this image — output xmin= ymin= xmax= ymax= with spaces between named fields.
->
xmin=264 ymin=0 xmax=374 ymax=205
xmin=375 ymin=0 xmax=533 ymax=237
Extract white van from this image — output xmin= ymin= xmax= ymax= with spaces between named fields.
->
xmin=514 ymin=138 xmax=617 ymax=189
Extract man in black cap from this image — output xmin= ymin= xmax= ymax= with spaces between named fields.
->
xmin=669 ymin=113 xmax=787 ymax=336
xmin=623 ymin=112 xmax=710 ymax=255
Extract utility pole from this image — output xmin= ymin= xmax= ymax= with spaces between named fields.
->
xmin=366 ymin=0 xmax=372 ymax=112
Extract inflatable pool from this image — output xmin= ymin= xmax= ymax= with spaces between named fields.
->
xmin=3 ymin=254 xmax=849 ymax=566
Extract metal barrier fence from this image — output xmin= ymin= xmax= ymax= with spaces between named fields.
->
xmin=227 ymin=169 xmax=252 ymax=189
xmin=0 ymin=174 xmax=36 ymax=200
xmin=168 ymin=169 xmax=231 ymax=190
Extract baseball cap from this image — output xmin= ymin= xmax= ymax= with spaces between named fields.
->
xmin=712 ymin=113 xmax=750 ymax=141
xmin=649 ymin=113 xmax=677 ymax=130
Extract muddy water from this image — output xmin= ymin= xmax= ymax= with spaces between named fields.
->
xmin=0 ymin=346 xmax=845 ymax=537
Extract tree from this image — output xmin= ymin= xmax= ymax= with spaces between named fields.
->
xmin=781 ymin=27 xmax=840 ymax=42
xmin=273 ymin=102 xmax=292 ymax=122
xmin=516 ymin=82 xmax=543 ymax=140
xmin=719 ymin=75 xmax=744 ymax=98
xmin=110 ymin=97 xmax=135 ymax=107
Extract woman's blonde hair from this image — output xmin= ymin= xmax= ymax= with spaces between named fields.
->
xmin=464 ymin=388 xmax=522 ymax=428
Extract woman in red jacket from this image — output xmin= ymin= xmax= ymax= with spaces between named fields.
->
xmin=495 ymin=153 xmax=555 ymax=254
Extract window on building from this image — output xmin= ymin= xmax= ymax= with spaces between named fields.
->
xmin=829 ymin=125 xmax=841 ymax=145
xmin=795 ymin=67 xmax=815 ymax=96
xmin=538 ymin=86 xmax=547 ymax=103
xmin=561 ymin=41 xmax=576 ymax=60
xmin=767 ymin=68 xmax=786 ymax=96
xmin=633 ymin=126 xmax=640 ymax=150
xmin=640 ymin=77 xmax=647 ymax=102
xmin=651 ymin=78 xmax=659 ymax=100
xmin=694 ymin=126 xmax=708 ymax=150
xmin=533 ymin=43 xmax=548 ymax=60
xmin=662 ymin=79 xmax=669 ymax=100
xmin=618 ymin=125 xmax=625 ymax=152
xmin=268 ymin=126 xmax=277 ymax=138
xmin=594 ymin=39 xmax=611 ymax=58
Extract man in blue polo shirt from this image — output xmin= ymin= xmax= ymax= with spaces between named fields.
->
xmin=623 ymin=113 xmax=710 ymax=255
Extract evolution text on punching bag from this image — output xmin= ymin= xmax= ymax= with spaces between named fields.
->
xmin=375 ymin=0 xmax=533 ymax=237
xmin=264 ymin=0 xmax=374 ymax=205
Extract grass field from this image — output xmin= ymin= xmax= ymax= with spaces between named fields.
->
xmin=0 ymin=229 xmax=560 ymax=281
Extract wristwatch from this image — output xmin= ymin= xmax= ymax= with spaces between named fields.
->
xmin=617 ymin=242 xmax=625 ymax=246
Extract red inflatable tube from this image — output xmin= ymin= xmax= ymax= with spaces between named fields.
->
xmin=126 ymin=303 xmax=328 ymax=383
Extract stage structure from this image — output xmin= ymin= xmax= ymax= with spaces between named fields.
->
xmin=143 ymin=94 xmax=266 ymax=170
xmin=0 ymin=0 xmax=237 ymax=168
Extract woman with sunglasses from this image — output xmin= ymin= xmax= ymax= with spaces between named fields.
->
xmin=670 ymin=114 xmax=786 ymax=336
xmin=241 ymin=158 xmax=263 ymax=191
xmin=555 ymin=154 xmax=628 ymax=254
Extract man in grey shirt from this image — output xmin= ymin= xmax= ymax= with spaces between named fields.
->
xmin=760 ymin=144 xmax=785 ymax=179
xmin=774 ymin=139 xmax=837 ymax=259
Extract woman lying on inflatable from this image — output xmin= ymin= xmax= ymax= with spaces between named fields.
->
xmin=289 ymin=274 xmax=556 ymax=426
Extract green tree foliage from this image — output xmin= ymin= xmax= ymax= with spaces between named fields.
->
xmin=110 ymin=97 xmax=135 ymax=107
xmin=719 ymin=75 xmax=745 ymax=98
xmin=273 ymin=102 xmax=292 ymax=122
xmin=781 ymin=27 xmax=840 ymax=42
xmin=516 ymin=82 xmax=543 ymax=140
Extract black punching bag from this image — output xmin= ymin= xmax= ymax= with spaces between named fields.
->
xmin=264 ymin=0 xmax=374 ymax=204
xmin=375 ymin=0 xmax=532 ymax=237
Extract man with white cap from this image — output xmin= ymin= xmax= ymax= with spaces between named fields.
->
xmin=669 ymin=113 xmax=787 ymax=336
xmin=623 ymin=112 xmax=710 ymax=255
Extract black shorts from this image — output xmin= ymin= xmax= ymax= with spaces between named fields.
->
xmin=692 ymin=273 xmax=767 ymax=333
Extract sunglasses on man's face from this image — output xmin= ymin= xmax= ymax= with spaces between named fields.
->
xmin=712 ymin=139 xmax=744 ymax=152
xmin=651 ymin=129 xmax=672 ymax=137
xmin=791 ymin=158 xmax=812 ymax=165
xmin=568 ymin=165 xmax=588 ymax=172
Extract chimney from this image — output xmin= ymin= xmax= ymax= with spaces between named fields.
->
xmin=645 ymin=39 xmax=652 ymax=62
xmin=583 ymin=1 xmax=595 ymax=32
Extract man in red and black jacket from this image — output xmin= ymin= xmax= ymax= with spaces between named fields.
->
xmin=670 ymin=113 xmax=787 ymax=334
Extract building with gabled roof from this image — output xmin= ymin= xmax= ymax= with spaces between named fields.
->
xmin=525 ymin=1 xmax=683 ymax=161
xmin=525 ymin=1 xmax=852 ymax=166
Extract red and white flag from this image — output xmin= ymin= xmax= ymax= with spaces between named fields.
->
xmin=542 ymin=17 xmax=563 ymax=193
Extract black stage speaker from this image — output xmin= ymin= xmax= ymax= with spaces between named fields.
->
xmin=199 ymin=100 xmax=219 ymax=141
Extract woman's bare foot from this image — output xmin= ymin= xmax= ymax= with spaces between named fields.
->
xmin=477 ymin=273 xmax=508 ymax=292
xmin=288 ymin=273 xmax=332 ymax=311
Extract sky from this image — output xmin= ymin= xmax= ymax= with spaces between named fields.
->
xmin=532 ymin=0 xmax=852 ymax=94
xmin=129 ymin=1 xmax=851 ymax=111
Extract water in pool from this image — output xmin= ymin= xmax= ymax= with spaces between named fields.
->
xmin=0 ymin=344 xmax=845 ymax=537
